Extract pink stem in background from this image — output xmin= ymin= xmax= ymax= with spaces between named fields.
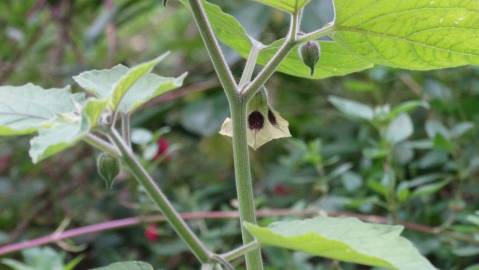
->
xmin=0 ymin=209 xmax=440 ymax=256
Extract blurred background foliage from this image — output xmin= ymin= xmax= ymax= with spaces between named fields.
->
xmin=0 ymin=0 xmax=478 ymax=269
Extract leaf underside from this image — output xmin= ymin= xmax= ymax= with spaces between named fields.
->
xmin=73 ymin=61 xmax=186 ymax=113
xmin=245 ymin=217 xmax=437 ymax=270
xmin=0 ymin=84 xmax=78 ymax=136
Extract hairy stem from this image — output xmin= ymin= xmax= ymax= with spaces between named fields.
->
xmin=187 ymin=1 xmax=264 ymax=269
xmin=229 ymin=97 xmax=264 ymax=270
xmin=110 ymin=129 xmax=212 ymax=263
xmin=188 ymin=0 xmax=238 ymax=100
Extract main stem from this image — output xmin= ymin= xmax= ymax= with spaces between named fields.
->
xmin=229 ymin=96 xmax=264 ymax=270
xmin=110 ymin=129 xmax=211 ymax=263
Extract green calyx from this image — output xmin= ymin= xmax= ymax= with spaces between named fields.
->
xmin=299 ymin=41 xmax=321 ymax=76
xmin=97 ymin=153 xmax=120 ymax=190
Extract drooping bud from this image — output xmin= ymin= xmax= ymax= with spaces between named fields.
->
xmin=163 ymin=0 xmax=168 ymax=6
xmin=299 ymin=41 xmax=321 ymax=76
xmin=96 ymin=153 xmax=120 ymax=191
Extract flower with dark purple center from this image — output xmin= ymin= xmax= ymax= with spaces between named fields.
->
xmin=248 ymin=110 xmax=265 ymax=130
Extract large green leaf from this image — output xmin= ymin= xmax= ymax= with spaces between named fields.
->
xmin=0 ymin=84 xmax=80 ymax=136
xmin=193 ymin=0 xmax=372 ymax=79
xmin=333 ymin=0 xmax=479 ymax=69
xmin=73 ymin=53 xmax=185 ymax=112
xmin=248 ymin=0 xmax=312 ymax=13
xmin=93 ymin=261 xmax=154 ymax=270
xmin=29 ymin=98 xmax=108 ymax=163
xmin=245 ymin=217 xmax=436 ymax=270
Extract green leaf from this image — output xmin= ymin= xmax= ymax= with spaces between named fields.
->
xmin=93 ymin=261 xmax=154 ymax=270
xmin=385 ymin=114 xmax=414 ymax=144
xmin=328 ymin=96 xmax=374 ymax=120
xmin=73 ymin=53 xmax=185 ymax=113
xmin=29 ymin=98 xmax=108 ymax=163
xmin=248 ymin=0 xmax=312 ymax=13
xmin=245 ymin=217 xmax=436 ymax=270
xmin=0 ymin=84 xmax=79 ymax=136
xmin=411 ymin=179 xmax=450 ymax=199
xmin=333 ymin=0 xmax=479 ymax=69
xmin=192 ymin=0 xmax=372 ymax=79
xmin=110 ymin=53 xmax=169 ymax=110
xmin=387 ymin=101 xmax=428 ymax=121
xmin=1 ymin=259 xmax=34 ymax=270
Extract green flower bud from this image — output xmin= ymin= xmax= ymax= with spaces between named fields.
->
xmin=299 ymin=41 xmax=321 ymax=76
xmin=97 ymin=153 xmax=120 ymax=191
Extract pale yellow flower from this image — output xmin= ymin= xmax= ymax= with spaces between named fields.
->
xmin=220 ymin=108 xmax=291 ymax=150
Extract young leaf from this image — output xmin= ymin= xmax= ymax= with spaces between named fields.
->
xmin=188 ymin=0 xmax=372 ymax=79
xmin=333 ymin=0 xmax=479 ymax=69
xmin=248 ymin=0 xmax=312 ymax=14
xmin=0 ymin=84 xmax=79 ymax=136
xmin=29 ymin=98 xmax=108 ymax=163
xmin=74 ymin=53 xmax=185 ymax=113
xmin=245 ymin=217 xmax=437 ymax=270
xmin=328 ymin=96 xmax=374 ymax=120
xmin=93 ymin=261 xmax=154 ymax=270
xmin=110 ymin=53 xmax=169 ymax=110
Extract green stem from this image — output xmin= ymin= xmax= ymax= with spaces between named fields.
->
xmin=83 ymin=134 xmax=121 ymax=159
xmin=239 ymin=42 xmax=262 ymax=90
xmin=188 ymin=0 xmax=238 ymax=100
xmin=243 ymin=13 xmax=299 ymax=100
xmin=109 ymin=129 xmax=212 ymax=263
xmin=229 ymin=97 xmax=264 ymax=270
xmin=121 ymin=113 xmax=132 ymax=149
xmin=222 ymin=240 xmax=261 ymax=262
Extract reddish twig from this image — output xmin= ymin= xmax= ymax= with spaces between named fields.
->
xmin=1 ymin=208 xmax=467 ymax=256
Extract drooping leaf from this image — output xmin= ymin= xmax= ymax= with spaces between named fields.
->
xmin=189 ymin=0 xmax=372 ymax=79
xmin=245 ymin=217 xmax=436 ymax=270
xmin=29 ymin=98 xmax=108 ymax=163
xmin=73 ymin=53 xmax=185 ymax=112
xmin=93 ymin=261 xmax=154 ymax=270
xmin=0 ymin=84 xmax=79 ymax=136
xmin=333 ymin=0 xmax=479 ymax=69
xmin=248 ymin=0 xmax=312 ymax=14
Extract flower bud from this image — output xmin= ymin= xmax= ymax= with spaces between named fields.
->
xmin=299 ymin=41 xmax=321 ymax=76
xmin=96 ymin=153 xmax=120 ymax=190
